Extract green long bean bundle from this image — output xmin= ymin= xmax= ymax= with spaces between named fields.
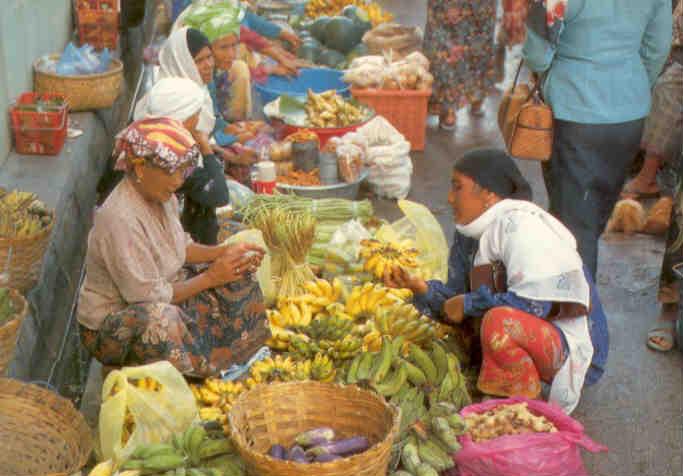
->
xmin=238 ymin=195 xmax=373 ymax=224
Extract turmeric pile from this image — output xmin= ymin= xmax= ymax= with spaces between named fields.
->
xmin=464 ymin=402 xmax=558 ymax=442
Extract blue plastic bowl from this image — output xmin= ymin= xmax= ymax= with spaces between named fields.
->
xmin=254 ymin=68 xmax=351 ymax=106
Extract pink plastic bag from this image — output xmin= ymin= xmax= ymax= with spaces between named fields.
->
xmin=454 ymin=397 xmax=608 ymax=476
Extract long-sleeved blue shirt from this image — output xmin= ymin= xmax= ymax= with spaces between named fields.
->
xmin=208 ymin=79 xmax=237 ymax=147
xmin=413 ymin=232 xmax=608 ymax=385
xmin=522 ymin=0 xmax=673 ymax=124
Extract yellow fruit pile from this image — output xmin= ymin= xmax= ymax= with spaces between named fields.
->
xmin=192 ymin=379 xmax=246 ymax=434
xmin=360 ymin=238 xmax=421 ymax=279
xmin=305 ymin=0 xmax=393 ymax=26
xmin=0 ymin=189 xmax=52 ymax=239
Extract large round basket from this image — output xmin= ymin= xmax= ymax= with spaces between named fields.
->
xmin=0 ymin=289 xmax=28 ymax=375
xmin=228 ymin=381 xmax=400 ymax=476
xmin=34 ymin=55 xmax=123 ymax=111
xmin=0 ymin=219 xmax=54 ymax=293
xmin=0 ymin=379 xmax=93 ymax=476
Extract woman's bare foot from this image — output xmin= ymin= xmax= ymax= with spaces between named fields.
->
xmin=647 ymin=303 xmax=678 ymax=352
xmin=622 ymin=155 xmax=662 ymax=199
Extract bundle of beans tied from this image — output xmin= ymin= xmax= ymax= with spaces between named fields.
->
xmin=268 ymin=427 xmax=370 ymax=463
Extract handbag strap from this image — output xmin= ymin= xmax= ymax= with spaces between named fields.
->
xmin=501 ymin=58 xmax=525 ymax=127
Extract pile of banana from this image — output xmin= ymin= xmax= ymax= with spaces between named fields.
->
xmin=345 ymin=282 xmax=412 ymax=320
xmin=0 ymin=188 xmax=52 ymax=239
xmin=191 ymin=379 xmax=245 ymax=434
xmin=267 ymin=278 xmax=344 ymax=330
xmin=107 ymin=377 xmax=166 ymax=446
xmin=304 ymin=90 xmax=367 ymax=128
xmin=111 ymin=425 xmax=244 ymax=476
xmin=360 ymin=238 xmax=421 ymax=279
xmin=372 ymin=302 xmax=436 ymax=347
xmin=304 ymin=0 xmax=393 ymax=26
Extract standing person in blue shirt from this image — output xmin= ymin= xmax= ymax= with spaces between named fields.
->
xmin=522 ymin=0 xmax=673 ymax=275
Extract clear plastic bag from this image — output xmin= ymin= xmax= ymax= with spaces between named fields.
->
xmin=99 ymin=361 xmax=198 ymax=463
xmin=375 ymin=200 xmax=448 ymax=281
xmin=57 ymin=42 xmax=111 ymax=76
xmin=222 ymin=228 xmax=275 ymax=306
xmin=455 ymin=397 xmax=608 ymax=476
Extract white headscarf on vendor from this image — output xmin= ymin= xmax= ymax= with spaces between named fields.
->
xmin=134 ymin=77 xmax=206 ymax=122
xmin=155 ymin=27 xmax=217 ymax=134
xmin=453 ymin=149 xmax=593 ymax=414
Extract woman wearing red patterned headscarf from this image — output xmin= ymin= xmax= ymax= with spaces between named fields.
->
xmin=77 ymin=118 xmax=269 ymax=377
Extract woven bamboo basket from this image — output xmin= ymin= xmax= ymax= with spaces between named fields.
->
xmin=0 ymin=378 xmax=93 ymax=476
xmin=0 ymin=219 xmax=54 ymax=293
xmin=228 ymin=381 xmax=400 ymax=476
xmin=0 ymin=289 xmax=28 ymax=375
xmin=34 ymin=55 xmax=123 ymax=111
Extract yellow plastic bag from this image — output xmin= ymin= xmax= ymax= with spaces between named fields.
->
xmin=375 ymin=199 xmax=448 ymax=282
xmin=99 ymin=361 xmax=198 ymax=463
xmin=222 ymin=228 xmax=275 ymax=306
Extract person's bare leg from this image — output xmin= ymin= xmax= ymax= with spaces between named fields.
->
xmin=623 ymin=154 xmax=662 ymax=198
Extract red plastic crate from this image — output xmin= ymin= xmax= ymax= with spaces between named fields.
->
xmin=77 ymin=0 xmax=120 ymax=50
xmin=10 ymin=93 xmax=68 ymax=156
xmin=351 ymin=88 xmax=432 ymax=151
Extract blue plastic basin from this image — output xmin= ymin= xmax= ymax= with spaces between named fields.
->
xmin=254 ymin=68 xmax=351 ymax=105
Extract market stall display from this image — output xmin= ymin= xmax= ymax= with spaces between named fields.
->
xmin=0 ymin=189 xmax=55 ymax=292
xmin=254 ymin=68 xmax=350 ymax=106
xmin=0 ymin=378 xmax=93 ymax=476
xmin=0 ymin=288 xmax=28 ymax=374
xmin=9 ymin=93 xmax=68 ymax=156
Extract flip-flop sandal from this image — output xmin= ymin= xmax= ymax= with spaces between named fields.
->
xmin=647 ymin=320 xmax=676 ymax=352
xmin=620 ymin=186 xmax=661 ymax=200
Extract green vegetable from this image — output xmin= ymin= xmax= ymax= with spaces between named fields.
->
xmin=342 ymin=5 xmax=373 ymax=34
xmin=346 ymin=43 xmax=370 ymax=63
xmin=310 ymin=16 xmax=331 ymax=42
xmin=297 ymin=41 xmax=321 ymax=63
xmin=318 ymin=48 xmax=347 ymax=69
xmin=324 ymin=16 xmax=363 ymax=54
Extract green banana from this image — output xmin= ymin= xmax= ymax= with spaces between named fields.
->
xmin=356 ymin=352 xmax=375 ymax=381
xmin=198 ymin=438 xmax=235 ymax=460
xmin=435 ymin=426 xmax=462 ymax=453
xmin=372 ymin=363 xmax=407 ymax=397
xmin=141 ymin=453 xmax=186 ymax=471
xmin=446 ymin=413 xmax=467 ymax=434
xmin=430 ymin=401 xmax=458 ymax=418
xmin=175 ymin=468 xmax=187 ymax=476
xmin=418 ymin=438 xmax=453 ymax=471
xmin=400 ymin=442 xmax=421 ymax=473
xmin=416 ymin=463 xmax=440 ymax=476
xmin=346 ymin=353 xmax=363 ymax=384
xmin=390 ymin=471 xmax=415 ymax=476
xmin=391 ymin=336 xmax=406 ymax=357
xmin=409 ymin=344 xmax=438 ymax=385
xmin=402 ymin=359 xmax=428 ymax=387
xmin=438 ymin=373 xmax=456 ymax=403
xmin=120 ymin=460 xmax=144 ymax=470
xmin=186 ymin=425 xmax=208 ymax=465
xmin=187 ymin=469 xmax=207 ymax=476
xmin=131 ymin=443 xmax=177 ymax=460
xmin=431 ymin=342 xmax=450 ymax=382
xmin=370 ymin=338 xmax=393 ymax=384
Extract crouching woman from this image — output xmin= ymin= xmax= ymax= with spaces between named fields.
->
xmin=77 ymin=118 xmax=269 ymax=377
xmin=385 ymin=149 xmax=608 ymax=413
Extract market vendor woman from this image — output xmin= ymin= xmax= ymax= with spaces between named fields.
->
xmin=385 ymin=149 xmax=608 ymax=413
xmin=78 ymin=118 xmax=269 ymax=377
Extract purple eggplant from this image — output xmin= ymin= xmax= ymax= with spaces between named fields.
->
xmin=268 ymin=444 xmax=286 ymax=460
xmin=305 ymin=436 xmax=370 ymax=458
xmin=287 ymin=445 xmax=308 ymax=463
xmin=314 ymin=453 xmax=342 ymax=463
xmin=294 ymin=427 xmax=336 ymax=447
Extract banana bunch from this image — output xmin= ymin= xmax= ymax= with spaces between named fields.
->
xmin=192 ymin=379 xmax=246 ymax=435
xmin=345 ymin=282 xmax=411 ymax=320
xmin=269 ymin=299 xmax=313 ymax=328
xmin=320 ymin=334 xmax=363 ymax=360
xmin=304 ymin=0 xmax=393 ymax=26
xmin=363 ymin=329 xmax=383 ymax=352
xmin=373 ymin=302 xmax=436 ymax=347
xmin=302 ymin=277 xmax=344 ymax=308
xmin=0 ymin=189 xmax=52 ymax=239
xmin=360 ymin=238 xmax=420 ymax=279
xmin=293 ymin=359 xmax=312 ymax=380
xmin=248 ymin=355 xmax=297 ymax=385
xmin=310 ymin=352 xmax=336 ymax=382
xmin=265 ymin=325 xmax=296 ymax=351
xmin=119 ymin=425 xmax=244 ymax=476
xmin=303 ymin=313 xmax=353 ymax=341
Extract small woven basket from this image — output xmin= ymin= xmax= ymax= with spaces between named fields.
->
xmin=0 ymin=218 xmax=54 ymax=293
xmin=229 ymin=381 xmax=400 ymax=476
xmin=34 ymin=56 xmax=123 ymax=111
xmin=0 ymin=289 xmax=28 ymax=375
xmin=0 ymin=378 xmax=93 ymax=476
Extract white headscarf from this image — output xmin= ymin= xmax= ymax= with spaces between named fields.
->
xmin=134 ymin=77 xmax=205 ymax=122
xmin=156 ymin=27 xmax=216 ymax=134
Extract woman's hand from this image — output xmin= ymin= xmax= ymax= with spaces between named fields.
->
xmin=205 ymin=243 xmax=265 ymax=286
xmin=443 ymin=295 xmax=465 ymax=324
xmin=383 ymin=265 xmax=428 ymax=295
xmin=279 ymin=29 xmax=302 ymax=50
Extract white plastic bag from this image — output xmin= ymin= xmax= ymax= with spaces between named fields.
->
xmin=222 ymin=229 xmax=275 ymax=305
xmin=99 ymin=361 xmax=197 ymax=463
xmin=356 ymin=117 xmax=413 ymax=199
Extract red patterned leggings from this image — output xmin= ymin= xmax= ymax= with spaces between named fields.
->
xmin=477 ymin=307 xmax=567 ymax=399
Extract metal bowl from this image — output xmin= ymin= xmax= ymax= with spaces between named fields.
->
xmin=275 ymin=170 xmax=368 ymax=200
